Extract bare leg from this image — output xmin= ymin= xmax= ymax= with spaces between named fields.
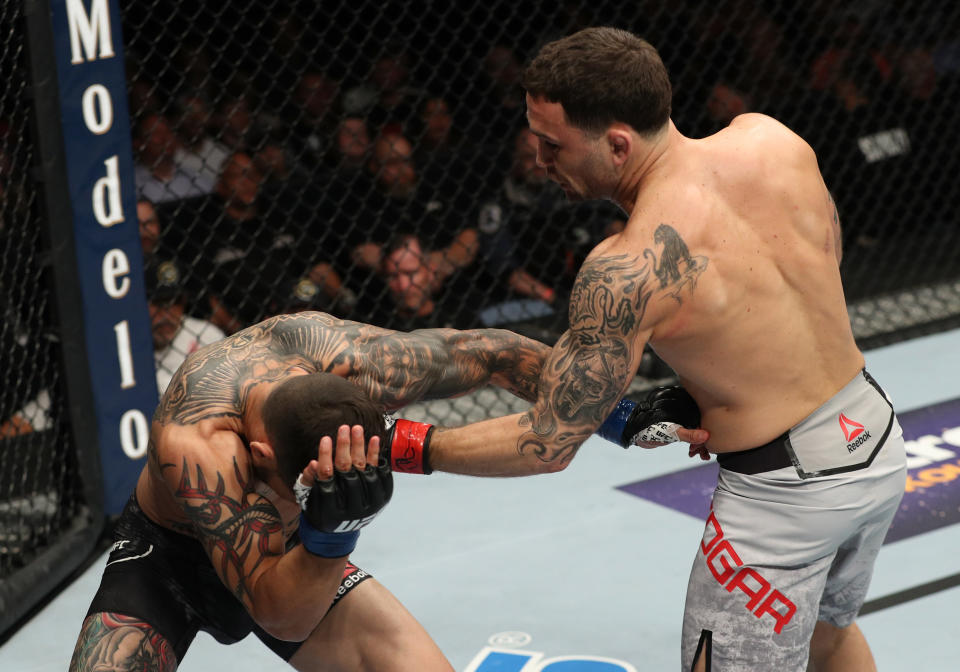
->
xmin=70 ymin=612 xmax=178 ymax=672
xmin=807 ymin=621 xmax=876 ymax=672
xmin=289 ymin=577 xmax=453 ymax=672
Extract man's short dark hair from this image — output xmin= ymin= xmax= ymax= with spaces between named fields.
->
xmin=263 ymin=373 xmax=386 ymax=487
xmin=522 ymin=27 xmax=672 ymax=137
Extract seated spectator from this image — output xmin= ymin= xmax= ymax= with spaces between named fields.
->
xmin=475 ymin=128 xmax=576 ymax=302
xmin=330 ymin=115 xmax=372 ymax=176
xmin=173 ymin=95 xmax=230 ymax=191
xmin=145 ymin=257 xmax=225 ymax=393
xmin=134 ymin=112 xmax=215 ymax=203
xmin=168 ymin=152 xmax=347 ymax=333
xmin=342 ymin=45 xmax=426 ymax=128
xmin=348 ymin=130 xmax=473 ymax=271
xmin=371 ymin=231 xmax=482 ymax=330
xmin=137 ymin=198 xmax=161 ymax=259
xmin=286 ymin=70 xmax=342 ymax=169
xmin=470 ymin=44 xmax=527 ymax=144
xmin=413 ymin=96 xmax=492 ymax=194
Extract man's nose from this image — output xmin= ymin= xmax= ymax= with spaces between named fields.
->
xmin=391 ymin=275 xmax=410 ymax=292
xmin=535 ymin=145 xmax=548 ymax=168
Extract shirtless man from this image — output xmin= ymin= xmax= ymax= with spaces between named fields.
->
xmin=69 ymin=310 xmax=698 ymax=671
xmin=378 ymin=28 xmax=907 ymax=672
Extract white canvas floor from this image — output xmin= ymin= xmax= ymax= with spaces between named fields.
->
xmin=2 ymin=328 xmax=959 ymax=671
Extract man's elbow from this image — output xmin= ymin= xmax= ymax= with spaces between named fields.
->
xmin=537 ymin=458 xmax=570 ymax=475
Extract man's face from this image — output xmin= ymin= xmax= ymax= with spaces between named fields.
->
xmin=383 ymin=241 xmax=435 ymax=312
xmin=513 ymin=129 xmax=548 ymax=186
xmin=137 ymin=201 xmax=160 ymax=256
xmin=149 ymin=300 xmax=185 ymax=350
xmin=337 ymin=118 xmax=371 ymax=162
xmin=139 ymin=115 xmax=177 ymax=162
xmin=525 ymin=94 xmax=613 ymax=202
xmin=218 ymin=155 xmax=262 ymax=206
xmin=372 ymin=135 xmax=417 ymax=198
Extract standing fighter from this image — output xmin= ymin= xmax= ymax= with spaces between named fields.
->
xmin=69 ymin=310 xmax=699 ymax=671
xmin=376 ymin=28 xmax=906 ymax=672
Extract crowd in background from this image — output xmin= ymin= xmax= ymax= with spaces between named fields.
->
xmin=122 ymin=0 xmax=958 ymax=349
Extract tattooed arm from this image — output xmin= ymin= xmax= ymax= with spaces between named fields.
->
xmin=342 ymin=323 xmax=552 ymax=409
xmin=426 ymin=226 xmax=707 ymax=476
xmin=154 ymin=426 xmax=348 ymax=641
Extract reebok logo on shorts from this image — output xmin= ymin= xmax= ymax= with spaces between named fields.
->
xmin=839 ymin=413 xmax=871 ymax=453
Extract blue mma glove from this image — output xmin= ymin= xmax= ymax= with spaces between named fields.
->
xmin=597 ymin=386 xmax=701 ymax=448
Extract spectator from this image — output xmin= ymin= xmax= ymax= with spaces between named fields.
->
xmin=173 ymin=95 xmax=230 ymax=190
xmin=145 ymin=257 xmax=225 ymax=394
xmin=349 ymin=131 xmax=471 ymax=273
xmin=804 ymin=37 xmax=923 ymax=257
xmin=169 ymin=153 xmax=346 ymax=333
xmin=331 ymin=115 xmax=372 ymax=175
xmin=137 ymin=198 xmax=161 ymax=259
xmin=476 ymin=44 xmax=527 ymax=140
xmin=414 ymin=96 xmax=490 ymax=194
xmin=287 ymin=70 xmax=342 ymax=169
xmin=475 ymin=128 xmax=576 ymax=302
xmin=134 ymin=113 xmax=215 ymax=203
xmin=372 ymin=230 xmax=483 ymax=330
xmin=705 ymin=80 xmax=753 ymax=129
xmin=342 ymin=46 xmax=426 ymax=128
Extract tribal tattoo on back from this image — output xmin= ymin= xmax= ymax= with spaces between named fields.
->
xmin=156 ymin=312 xmax=549 ymax=427
xmin=518 ymin=224 xmax=707 ymax=465
xmin=150 ymin=312 xmax=550 ymax=605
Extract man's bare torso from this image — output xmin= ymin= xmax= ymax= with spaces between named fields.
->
xmin=136 ymin=314 xmax=360 ymax=537
xmin=134 ymin=312 xmax=549 ymax=532
xmin=623 ymin=115 xmax=864 ymax=452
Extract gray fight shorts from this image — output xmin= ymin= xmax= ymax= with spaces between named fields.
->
xmin=681 ymin=369 xmax=907 ymax=671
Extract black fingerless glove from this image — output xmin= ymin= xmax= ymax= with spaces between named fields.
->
xmin=295 ymin=460 xmax=393 ymax=557
xmin=596 ymin=386 xmax=701 ymax=448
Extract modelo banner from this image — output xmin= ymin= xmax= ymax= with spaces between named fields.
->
xmin=49 ymin=0 xmax=157 ymax=514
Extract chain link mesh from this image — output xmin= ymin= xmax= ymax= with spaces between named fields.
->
xmin=124 ymin=1 xmax=960 ymax=390
xmin=0 ymin=0 xmax=958 ymax=633
xmin=0 ymin=2 xmax=87 ymax=581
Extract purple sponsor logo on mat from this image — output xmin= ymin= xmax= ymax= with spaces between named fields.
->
xmin=617 ymin=397 xmax=960 ymax=544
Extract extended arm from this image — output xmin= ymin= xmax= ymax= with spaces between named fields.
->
xmin=426 ymin=225 xmax=709 ymax=476
xmin=426 ymin=252 xmax=657 ymax=475
xmin=344 ymin=323 xmax=552 ymax=408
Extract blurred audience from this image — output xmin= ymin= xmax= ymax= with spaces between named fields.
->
xmin=349 ymin=130 xmax=472 ymax=271
xmin=371 ymin=230 xmax=482 ymax=329
xmin=134 ymin=113 xmax=215 ymax=203
xmin=343 ymin=45 xmax=427 ymax=128
xmin=115 ymin=6 xmax=960 ymax=339
xmin=173 ymin=95 xmax=230 ymax=190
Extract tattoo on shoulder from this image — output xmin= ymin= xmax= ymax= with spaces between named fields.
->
xmin=517 ymin=225 xmax=706 ymax=465
xmin=169 ymin=456 xmax=282 ymax=602
xmin=154 ymin=313 xmax=361 ymax=425
xmin=642 ymin=224 xmax=708 ymax=302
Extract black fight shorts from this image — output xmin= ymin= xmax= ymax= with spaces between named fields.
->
xmin=86 ymin=494 xmax=373 ymax=663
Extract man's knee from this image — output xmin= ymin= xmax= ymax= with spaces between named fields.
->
xmin=808 ymin=620 xmax=875 ymax=672
xmin=70 ymin=612 xmax=177 ymax=672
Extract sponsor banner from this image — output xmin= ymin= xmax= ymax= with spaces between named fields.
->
xmin=618 ymin=397 xmax=960 ymax=544
xmin=49 ymin=0 xmax=157 ymax=513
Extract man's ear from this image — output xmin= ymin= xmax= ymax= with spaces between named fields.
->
xmin=607 ymin=127 xmax=632 ymax=166
xmin=249 ymin=440 xmax=277 ymax=469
